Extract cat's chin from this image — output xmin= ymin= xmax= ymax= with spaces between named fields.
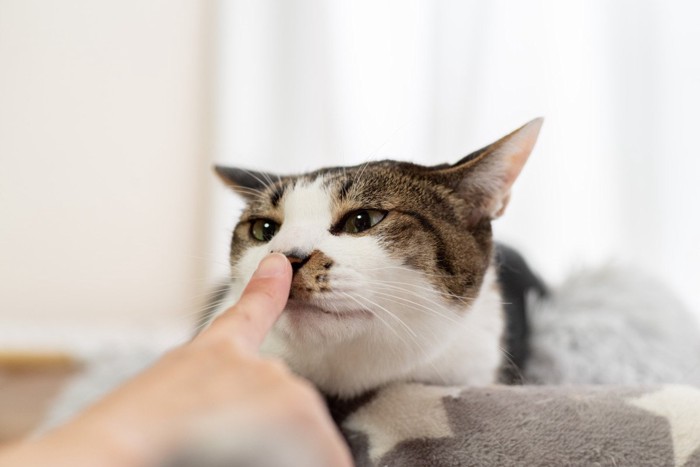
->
xmin=284 ymin=298 xmax=372 ymax=320
xmin=277 ymin=298 xmax=373 ymax=343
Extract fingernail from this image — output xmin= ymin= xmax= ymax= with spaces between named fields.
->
xmin=255 ymin=253 xmax=289 ymax=278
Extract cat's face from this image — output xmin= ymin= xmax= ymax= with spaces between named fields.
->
xmin=223 ymin=162 xmax=493 ymax=339
xmin=216 ymin=119 xmax=542 ymax=396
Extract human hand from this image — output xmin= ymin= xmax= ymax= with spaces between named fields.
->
xmin=1 ymin=253 xmax=353 ymax=467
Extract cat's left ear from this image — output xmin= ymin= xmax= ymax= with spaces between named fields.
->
xmin=214 ymin=165 xmax=278 ymax=200
xmin=431 ymin=118 xmax=543 ymax=222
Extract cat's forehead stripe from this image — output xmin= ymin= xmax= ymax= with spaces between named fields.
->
xmin=270 ymin=183 xmax=287 ymax=207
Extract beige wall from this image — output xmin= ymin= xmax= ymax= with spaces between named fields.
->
xmin=0 ymin=1 xmax=214 ymax=332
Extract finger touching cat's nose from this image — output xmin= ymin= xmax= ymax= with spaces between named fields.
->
xmin=202 ymin=253 xmax=292 ymax=351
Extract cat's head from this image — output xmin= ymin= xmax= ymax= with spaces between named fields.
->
xmin=215 ymin=119 xmax=542 ymax=396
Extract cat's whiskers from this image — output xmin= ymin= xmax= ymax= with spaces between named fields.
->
xmin=368 ymin=289 xmax=465 ymax=327
xmin=189 ymin=312 xmax=213 ymax=330
xmin=197 ymin=296 xmax=229 ymax=316
xmin=369 ymin=277 xmax=473 ymax=300
xmin=240 ymin=169 xmax=275 ymax=191
xmin=357 ymin=264 xmax=474 ymax=279
xmin=376 ymin=281 xmax=474 ymax=306
xmin=230 ymin=186 xmax=270 ymax=202
xmin=339 ymin=292 xmax=409 ymax=346
xmin=343 ymin=291 xmax=449 ymax=385
xmin=190 ymin=297 xmax=235 ymax=332
xmin=354 ymin=264 xmax=483 ymax=303
xmin=364 ymin=289 xmax=488 ymax=349
xmin=348 ymin=292 xmax=418 ymax=338
xmin=364 ymin=279 xmax=474 ymax=305
xmin=368 ymin=286 xmax=521 ymax=372
xmin=259 ymin=170 xmax=276 ymax=188
xmin=353 ymin=159 xmax=374 ymax=187
xmin=310 ymin=275 xmax=465 ymax=324
xmin=370 ymin=285 xmax=484 ymax=329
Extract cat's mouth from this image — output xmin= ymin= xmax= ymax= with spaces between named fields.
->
xmin=284 ymin=298 xmax=372 ymax=318
xmin=285 ymin=299 xmax=332 ymax=314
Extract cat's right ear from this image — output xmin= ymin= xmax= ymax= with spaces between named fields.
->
xmin=214 ymin=166 xmax=277 ymax=200
xmin=430 ymin=118 xmax=543 ymax=223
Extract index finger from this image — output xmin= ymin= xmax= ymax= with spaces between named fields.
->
xmin=202 ymin=253 xmax=292 ymax=350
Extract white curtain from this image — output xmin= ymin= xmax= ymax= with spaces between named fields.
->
xmin=212 ymin=0 xmax=700 ymax=318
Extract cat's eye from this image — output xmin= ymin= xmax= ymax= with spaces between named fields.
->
xmin=250 ymin=219 xmax=280 ymax=242
xmin=340 ymin=209 xmax=387 ymax=234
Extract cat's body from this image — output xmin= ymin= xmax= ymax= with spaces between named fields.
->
xmin=214 ymin=119 xmax=545 ymax=398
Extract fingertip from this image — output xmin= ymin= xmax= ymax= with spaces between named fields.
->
xmin=253 ymin=253 xmax=292 ymax=279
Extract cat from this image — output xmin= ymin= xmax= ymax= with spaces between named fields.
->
xmin=213 ymin=118 xmax=700 ymax=397
xmin=212 ymin=118 xmax=546 ymax=398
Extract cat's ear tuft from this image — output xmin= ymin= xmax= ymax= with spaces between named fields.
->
xmin=433 ymin=118 xmax=543 ymax=222
xmin=214 ymin=165 xmax=277 ymax=200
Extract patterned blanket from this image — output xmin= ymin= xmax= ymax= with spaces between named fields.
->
xmin=41 ymin=351 xmax=700 ymax=466
xmin=327 ymin=383 xmax=700 ymax=467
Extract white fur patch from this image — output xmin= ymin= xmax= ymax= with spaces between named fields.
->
xmin=344 ymin=383 xmax=461 ymax=462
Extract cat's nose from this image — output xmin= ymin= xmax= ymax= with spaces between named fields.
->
xmin=285 ymin=253 xmax=310 ymax=274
